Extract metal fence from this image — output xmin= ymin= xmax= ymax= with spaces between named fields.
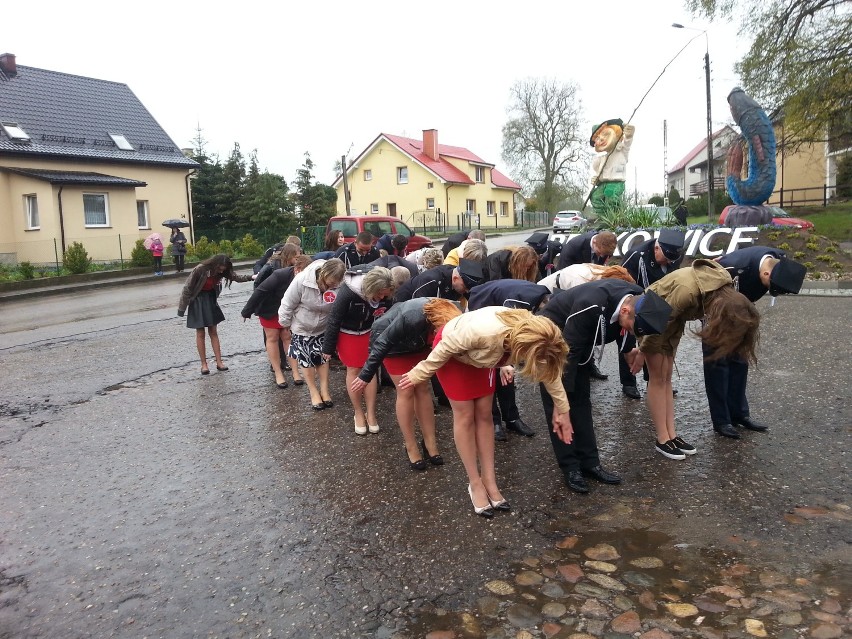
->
xmin=401 ymin=210 xmax=552 ymax=236
xmin=769 ymin=184 xmax=838 ymax=208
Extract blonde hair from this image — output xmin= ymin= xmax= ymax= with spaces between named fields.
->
xmin=421 ymin=248 xmax=445 ymax=270
xmin=286 ymin=235 xmax=302 ymax=247
xmin=497 ymin=309 xmax=567 ymax=384
xmin=424 ymin=298 xmax=462 ymax=329
xmin=468 ymin=229 xmax=487 ymax=241
xmin=362 ymin=266 xmax=395 ymax=298
xmin=462 ymin=239 xmax=488 ymax=262
xmin=317 ymin=258 xmax=345 ymax=289
xmin=292 ymin=255 xmax=312 ymax=273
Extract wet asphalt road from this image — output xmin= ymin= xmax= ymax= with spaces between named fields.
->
xmin=0 ymin=238 xmax=849 ymax=638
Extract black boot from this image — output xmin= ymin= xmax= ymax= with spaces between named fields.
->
xmin=494 ymin=421 xmax=508 ymax=442
xmin=506 ymin=418 xmax=535 ymax=437
xmin=589 ymin=363 xmax=608 ymax=380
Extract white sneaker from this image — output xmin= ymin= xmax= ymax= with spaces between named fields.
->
xmin=368 ymin=423 xmax=380 ymax=434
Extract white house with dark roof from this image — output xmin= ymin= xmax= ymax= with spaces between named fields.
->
xmin=0 ymin=52 xmax=198 ymax=265
xmin=332 ymin=129 xmax=522 ymax=229
xmin=666 ymin=125 xmax=737 ymax=199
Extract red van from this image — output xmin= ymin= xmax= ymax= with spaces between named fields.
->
xmin=325 ymin=216 xmax=433 ymax=252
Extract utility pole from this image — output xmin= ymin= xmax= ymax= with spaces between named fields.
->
xmin=704 ymin=50 xmax=714 ymax=222
xmin=341 ymin=154 xmax=351 ymax=215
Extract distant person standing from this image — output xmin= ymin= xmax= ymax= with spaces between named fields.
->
xmin=149 ymin=234 xmax=164 ymax=276
xmin=674 ymin=200 xmax=688 ymax=226
xmin=335 ymin=232 xmax=381 ymax=268
xmin=170 ymin=228 xmax=187 ymax=273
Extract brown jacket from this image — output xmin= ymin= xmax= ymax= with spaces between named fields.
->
xmin=178 ymin=264 xmax=252 ymax=315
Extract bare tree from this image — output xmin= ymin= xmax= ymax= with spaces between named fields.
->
xmin=501 ymin=78 xmax=586 ymax=213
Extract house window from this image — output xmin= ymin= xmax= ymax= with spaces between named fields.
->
xmin=364 ymin=169 xmax=372 ymax=181
xmin=486 ymin=201 xmax=496 ymax=217
xmin=83 ymin=193 xmax=110 ymax=227
xmin=426 ymin=198 xmax=435 ymax=209
xmin=397 ymin=166 xmax=408 ymax=184
xmin=427 ymin=182 xmax=434 ymax=189
xmin=24 ymin=194 xmax=39 ymax=229
xmin=137 ymin=201 xmax=149 ymax=229
xmin=500 ymin=201 xmax=509 ymax=217
xmin=1 ymin=122 xmax=30 ymax=142
xmin=475 ymin=166 xmax=485 ymax=183
xmin=371 ymin=203 xmax=379 ymax=214
xmin=466 ymin=199 xmax=476 ymax=213
xmin=109 ymin=133 xmax=135 ymax=151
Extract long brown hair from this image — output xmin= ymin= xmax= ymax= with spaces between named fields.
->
xmin=590 ymin=264 xmax=635 ymax=284
xmin=508 ymin=246 xmax=540 ymax=282
xmin=423 ymin=299 xmax=462 ymax=329
xmin=697 ymin=286 xmax=760 ymax=363
xmin=497 ymin=309 xmax=568 ymax=384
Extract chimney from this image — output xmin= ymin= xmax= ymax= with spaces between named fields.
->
xmin=0 ymin=53 xmax=17 ymax=76
xmin=423 ymin=129 xmax=438 ymax=161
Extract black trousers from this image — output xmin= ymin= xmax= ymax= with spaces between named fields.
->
xmin=491 ymin=378 xmax=520 ymax=425
xmin=173 ymin=254 xmax=185 ymax=271
xmin=540 ymin=363 xmax=598 ymax=475
xmin=702 ymin=341 xmax=750 ymax=426
xmin=617 ymin=351 xmax=639 ymax=387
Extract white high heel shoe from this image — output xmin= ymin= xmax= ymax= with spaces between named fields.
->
xmin=468 ymin=484 xmax=494 ymax=519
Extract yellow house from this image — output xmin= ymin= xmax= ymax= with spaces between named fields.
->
xmin=0 ymin=53 xmax=198 ymax=265
xmin=333 ymin=129 xmax=521 ymax=229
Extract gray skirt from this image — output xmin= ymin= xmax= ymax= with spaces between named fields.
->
xmin=187 ymin=289 xmax=225 ymax=329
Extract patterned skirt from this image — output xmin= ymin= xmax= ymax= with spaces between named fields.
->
xmin=289 ymin=333 xmax=325 ymax=368
xmin=186 ymin=290 xmax=225 ymax=329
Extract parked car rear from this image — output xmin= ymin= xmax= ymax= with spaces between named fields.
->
xmin=326 ymin=216 xmax=433 ymax=252
xmin=552 ymin=210 xmax=587 ymax=233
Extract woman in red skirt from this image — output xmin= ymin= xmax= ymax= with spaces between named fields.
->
xmin=400 ymin=307 xmax=571 ymax=518
xmin=351 ymin=298 xmax=460 ymax=470
xmin=322 ymin=267 xmax=396 ymax=434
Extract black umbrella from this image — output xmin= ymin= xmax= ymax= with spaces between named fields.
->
xmin=162 ymin=219 xmax=190 ymax=228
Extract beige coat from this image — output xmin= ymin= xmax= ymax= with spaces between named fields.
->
xmin=406 ymin=306 xmax=570 ymax=413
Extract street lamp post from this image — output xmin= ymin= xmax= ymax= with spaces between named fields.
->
xmin=672 ymin=23 xmax=713 ymax=221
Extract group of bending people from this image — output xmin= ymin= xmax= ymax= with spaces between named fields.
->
xmin=178 ymin=225 xmax=806 ymax=515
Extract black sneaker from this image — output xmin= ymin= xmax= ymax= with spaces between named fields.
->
xmin=670 ymin=436 xmax=696 ymax=456
xmin=655 ymin=440 xmax=686 ymax=460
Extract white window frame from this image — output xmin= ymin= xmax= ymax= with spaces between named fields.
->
xmin=370 ymin=203 xmax=379 ymax=214
xmin=500 ymin=201 xmax=509 ymax=217
xmin=486 ymin=201 xmax=496 ymax=217
xmin=466 ymin=199 xmax=476 ymax=213
xmin=426 ymin=198 xmax=435 ymax=209
xmin=83 ymin=193 xmax=110 ymax=227
xmin=475 ymin=166 xmax=485 ymax=183
xmin=24 ymin=194 xmax=39 ymax=229
xmin=364 ymin=169 xmax=372 ymax=181
xmin=109 ymin=133 xmax=135 ymax=151
xmin=137 ymin=200 xmax=150 ymax=229
xmin=397 ymin=166 xmax=408 ymax=185
xmin=1 ymin=121 xmax=30 ymax=142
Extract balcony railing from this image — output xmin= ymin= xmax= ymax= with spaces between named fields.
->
xmin=688 ymin=177 xmax=727 ymax=196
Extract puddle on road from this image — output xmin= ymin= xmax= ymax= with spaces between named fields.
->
xmin=397 ymin=527 xmax=850 ymax=639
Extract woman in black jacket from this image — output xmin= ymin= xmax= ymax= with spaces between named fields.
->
xmin=241 ymin=255 xmax=312 ymax=388
xmin=322 ymin=267 xmax=396 ymax=435
xmin=351 ymin=298 xmax=458 ymax=470
xmin=484 ymin=245 xmax=540 ymax=282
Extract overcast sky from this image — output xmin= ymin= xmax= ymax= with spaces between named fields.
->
xmin=6 ymin=0 xmax=748 ymax=200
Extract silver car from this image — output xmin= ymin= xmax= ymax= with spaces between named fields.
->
xmin=552 ymin=210 xmax=587 ymax=233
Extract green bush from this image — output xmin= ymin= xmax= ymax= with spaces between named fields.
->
xmin=794 ymin=251 xmax=806 ymax=259
xmin=803 ymin=261 xmax=815 ymax=270
xmin=130 ymin=239 xmax=154 ymax=267
xmin=239 ymin=233 xmax=264 ymax=258
xmin=816 ymin=254 xmax=832 ymax=262
xmin=63 ymin=242 xmax=91 ymax=274
xmin=193 ymin=236 xmax=217 ymax=260
xmin=218 ymin=239 xmax=235 ymax=257
xmin=778 ymin=242 xmax=791 ymax=250
xmin=19 ymin=261 xmax=35 ymax=279
xmin=836 ymin=154 xmax=852 ymax=198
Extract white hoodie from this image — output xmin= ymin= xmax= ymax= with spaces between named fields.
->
xmin=278 ymin=260 xmax=341 ymax=336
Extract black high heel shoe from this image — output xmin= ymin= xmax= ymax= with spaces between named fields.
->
xmin=468 ymin=484 xmax=494 ymax=519
xmin=420 ymin=440 xmax=444 ymax=466
xmin=485 ymin=489 xmax=511 ymax=512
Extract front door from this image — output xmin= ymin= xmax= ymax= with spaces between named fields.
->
xmin=387 ymin=203 xmax=397 ymax=217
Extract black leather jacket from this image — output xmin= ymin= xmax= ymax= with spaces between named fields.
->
xmin=357 ymin=298 xmax=433 ymax=383
xmin=322 ymin=280 xmax=393 ymax=356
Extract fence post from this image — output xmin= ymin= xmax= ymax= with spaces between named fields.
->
xmin=824 ymin=184 xmax=828 ymax=207
xmin=118 ymin=234 xmax=125 ymax=269
xmin=53 ymin=238 xmax=61 ymax=273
